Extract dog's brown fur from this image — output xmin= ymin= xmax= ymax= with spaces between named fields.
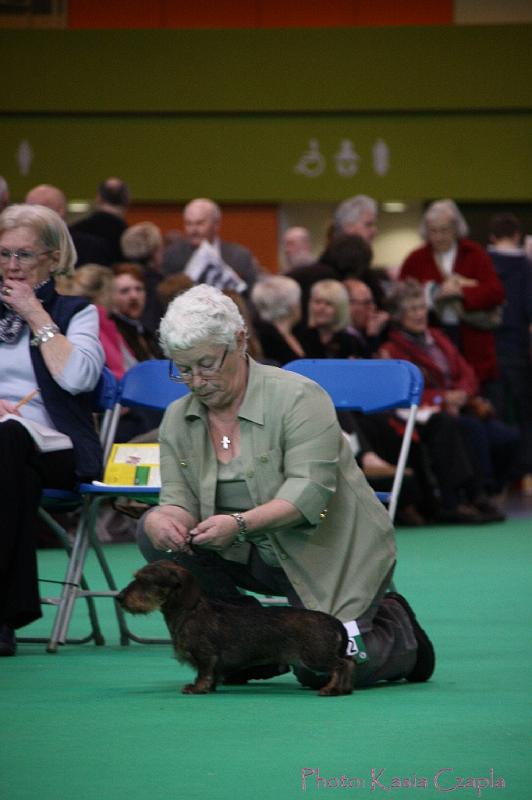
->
xmin=117 ymin=560 xmax=354 ymax=696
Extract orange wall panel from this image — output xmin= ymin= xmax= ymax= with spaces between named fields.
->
xmin=351 ymin=0 xmax=453 ymax=26
xmin=127 ymin=204 xmax=279 ymax=272
xmin=68 ymin=0 xmax=162 ymax=28
xmin=162 ymin=0 xmax=259 ymax=29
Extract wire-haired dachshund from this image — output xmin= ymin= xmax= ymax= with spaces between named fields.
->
xmin=117 ymin=560 xmax=354 ymax=696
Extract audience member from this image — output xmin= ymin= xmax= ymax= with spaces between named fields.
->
xmin=25 ymin=184 xmax=66 ymax=217
xmin=399 ymin=199 xmax=505 ymax=391
xmin=294 ymin=279 xmax=410 ymax=491
xmin=0 ymin=204 xmax=105 ymax=656
xmin=223 ymin=289 xmax=264 ymax=363
xmin=137 ymin=284 xmax=435 ymax=688
xmin=25 ymin=183 xmax=110 ymax=267
xmin=282 ymin=226 xmax=314 ymax=271
xmin=289 ymin=232 xmax=379 ymax=314
xmin=70 ymin=177 xmax=129 ymax=266
xmin=295 ymin=279 xmax=363 ymax=359
xmin=156 ymin=273 xmax=195 ymax=313
xmin=334 ymin=194 xmax=379 ymax=243
xmin=110 ymin=263 xmax=164 ymax=441
xmin=0 ymin=177 xmax=9 ymax=211
xmin=162 ymin=198 xmax=261 ymax=292
xmin=380 ymin=280 xmax=519 ymax=517
xmin=121 ymin=221 xmax=165 ymax=333
xmin=110 ymin=264 xmax=163 ymax=362
xmin=487 ymin=213 xmax=532 ymax=483
xmin=69 ymin=264 xmax=132 ymax=380
xmin=344 ymin=278 xmax=390 ymax=356
xmin=251 ymin=275 xmax=305 ymax=365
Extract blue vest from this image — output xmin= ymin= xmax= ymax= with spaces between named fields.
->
xmin=29 ymin=283 xmax=103 ymax=481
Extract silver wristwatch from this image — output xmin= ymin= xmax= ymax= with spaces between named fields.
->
xmin=30 ymin=323 xmax=61 ymax=347
xmin=230 ymin=512 xmax=248 ymax=542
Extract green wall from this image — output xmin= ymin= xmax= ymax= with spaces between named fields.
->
xmin=1 ymin=26 xmax=531 ymax=201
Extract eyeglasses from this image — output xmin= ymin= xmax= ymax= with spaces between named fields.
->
xmin=168 ymin=346 xmax=229 ymax=384
xmin=0 ymin=248 xmax=53 ymax=266
xmin=349 ymin=298 xmax=375 ymax=306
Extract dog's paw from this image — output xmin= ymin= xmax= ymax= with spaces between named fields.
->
xmin=318 ymin=685 xmax=352 ymax=697
xmin=182 ymin=683 xmax=214 ymax=694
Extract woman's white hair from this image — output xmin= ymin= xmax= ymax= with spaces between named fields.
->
xmin=420 ymin=199 xmax=469 ymax=240
xmin=309 ymin=279 xmax=350 ymax=332
xmin=251 ymin=275 xmax=301 ymax=323
xmin=0 ymin=203 xmax=77 ymax=276
xmin=159 ymin=284 xmax=246 ymax=357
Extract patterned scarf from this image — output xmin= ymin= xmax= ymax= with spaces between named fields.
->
xmin=0 ymin=279 xmax=54 ymax=344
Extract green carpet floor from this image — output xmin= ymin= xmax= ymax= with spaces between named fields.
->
xmin=2 ymin=520 xmax=530 ymax=800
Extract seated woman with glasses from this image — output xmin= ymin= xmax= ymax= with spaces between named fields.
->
xmin=137 ymin=283 xmax=435 ymax=690
xmin=0 ymin=204 xmax=105 ymax=656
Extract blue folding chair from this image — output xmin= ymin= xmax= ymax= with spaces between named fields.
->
xmin=47 ymin=360 xmax=189 ymax=649
xmin=283 ymin=359 xmax=424 ymax=522
xmin=19 ymin=367 xmax=119 ymax=652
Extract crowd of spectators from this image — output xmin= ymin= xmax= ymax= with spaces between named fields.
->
xmin=1 ymin=171 xmax=531 ymax=661
xmin=3 ymin=176 xmax=531 ymax=526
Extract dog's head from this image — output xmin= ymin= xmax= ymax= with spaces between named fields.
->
xmin=117 ymin=561 xmax=201 ymax=614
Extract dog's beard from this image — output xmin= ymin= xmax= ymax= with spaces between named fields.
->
xmin=120 ymin=589 xmax=164 ymax=614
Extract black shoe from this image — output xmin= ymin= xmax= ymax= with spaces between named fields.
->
xmin=472 ymin=498 xmax=506 ymax=523
xmin=386 ymin=593 xmax=435 ymax=682
xmin=223 ymin=664 xmax=290 ymax=685
xmin=0 ymin=624 xmax=16 ymax=657
xmin=436 ymin=503 xmax=486 ymax=524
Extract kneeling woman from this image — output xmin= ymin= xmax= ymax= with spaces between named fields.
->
xmin=0 ymin=205 xmax=105 ymax=655
xmin=137 ymin=284 xmax=435 ymax=688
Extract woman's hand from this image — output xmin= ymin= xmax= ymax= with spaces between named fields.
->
xmin=1 ymin=279 xmax=44 ymax=322
xmin=144 ymin=508 xmax=193 ymax=554
xmin=0 ymin=399 xmax=20 ymax=418
xmin=189 ymin=514 xmax=239 ymax=551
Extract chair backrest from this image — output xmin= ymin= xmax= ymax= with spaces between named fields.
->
xmin=283 ymin=358 xmax=424 ymax=522
xmin=118 ymin=359 xmax=190 ymax=410
xmin=283 ymin=358 xmax=423 ymax=412
xmin=103 ymin=360 xmax=189 ymax=462
xmin=95 ymin=366 xmax=118 ymax=412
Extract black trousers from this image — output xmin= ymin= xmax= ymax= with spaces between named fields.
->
xmin=0 ymin=420 xmax=76 ymax=629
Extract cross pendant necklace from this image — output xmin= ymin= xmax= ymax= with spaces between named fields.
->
xmin=221 ymin=435 xmax=231 ymax=450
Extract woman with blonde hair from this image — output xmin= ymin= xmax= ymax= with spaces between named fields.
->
xmin=69 ymin=264 xmax=132 ymax=380
xmin=296 ymin=278 xmax=362 ymax=358
xmin=0 ymin=205 xmax=104 ymax=655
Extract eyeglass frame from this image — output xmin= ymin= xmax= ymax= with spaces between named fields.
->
xmin=0 ymin=248 xmax=54 ymax=266
xmin=168 ymin=345 xmax=230 ymax=384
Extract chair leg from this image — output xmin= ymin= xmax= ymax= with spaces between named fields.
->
xmin=86 ymin=496 xmax=132 ymax=646
xmin=38 ymin=507 xmax=105 ymax=645
xmin=46 ymin=499 xmax=95 ymax=652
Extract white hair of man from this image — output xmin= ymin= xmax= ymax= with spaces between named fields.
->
xmin=309 ymin=279 xmax=351 ymax=332
xmin=420 ymin=199 xmax=469 ymax=240
xmin=334 ymin=195 xmax=378 ymax=232
xmin=121 ymin=221 xmax=163 ymax=262
xmin=0 ymin=203 xmax=77 ymax=276
xmin=251 ymin=275 xmax=302 ymax=322
xmin=184 ymin=198 xmax=222 ymax=223
xmin=159 ymin=284 xmax=246 ymax=357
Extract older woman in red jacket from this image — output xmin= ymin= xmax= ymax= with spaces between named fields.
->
xmin=399 ymin=199 xmax=504 ymax=391
xmin=380 ymin=280 xmax=520 ymax=517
